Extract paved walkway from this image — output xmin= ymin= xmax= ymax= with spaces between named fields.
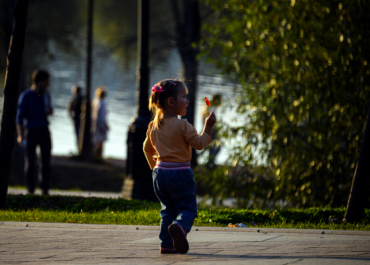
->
xmin=1 ymin=222 xmax=370 ymax=264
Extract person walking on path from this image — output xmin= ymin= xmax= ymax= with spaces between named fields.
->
xmin=143 ymin=79 xmax=216 ymax=254
xmin=16 ymin=69 xmax=52 ymax=195
xmin=91 ymin=87 xmax=109 ymax=157
xmin=67 ymin=86 xmax=83 ymax=146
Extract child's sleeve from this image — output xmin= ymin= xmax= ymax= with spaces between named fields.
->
xmin=181 ymin=120 xmax=212 ymax=150
xmin=143 ymin=122 xmax=157 ymax=169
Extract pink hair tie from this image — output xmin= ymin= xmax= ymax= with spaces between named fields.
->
xmin=152 ymin=85 xmax=164 ymax=93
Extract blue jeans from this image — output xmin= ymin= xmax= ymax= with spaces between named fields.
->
xmin=152 ymin=168 xmax=197 ymax=248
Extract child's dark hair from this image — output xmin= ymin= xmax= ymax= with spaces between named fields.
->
xmin=32 ymin=69 xmax=50 ymax=84
xmin=149 ymin=79 xmax=186 ymax=129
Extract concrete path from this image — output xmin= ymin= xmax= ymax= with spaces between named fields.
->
xmin=1 ymin=222 xmax=370 ymax=264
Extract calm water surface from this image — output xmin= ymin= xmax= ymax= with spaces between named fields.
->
xmin=0 ymin=51 xmax=242 ymax=164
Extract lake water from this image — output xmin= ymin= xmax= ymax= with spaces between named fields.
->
xmin=0 ymin=49 xmax=242 ymax=164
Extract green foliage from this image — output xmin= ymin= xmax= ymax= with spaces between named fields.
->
xmin=196 ymin=206 xmax=370 ymax=228
xmin=94 ymin=1 xmax=138 ymax=66
xmin=201 ymin=0 xmax=370 ymax=207
xmin=26 ymin=0 xmax=85 ymax=55
xmin=195 ymin=165 xmax=276 ymax=208
xmin=94 ymin=0 xmax=180 ymax=66
xmin=0 ymin=0 xmax=86 ymax=81
xmin=2 ymin=195 xmax=370 ymax=229
xmin=5 ymin=194 xmax=160 ymax=213
xmin=0 ymin=209 xmax=161 ymax=226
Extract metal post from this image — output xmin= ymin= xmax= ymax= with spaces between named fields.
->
xmin=79 ymin=0 xmax=93 ymax=157
xmin=122 ymin=0 xmax=156 ymax=201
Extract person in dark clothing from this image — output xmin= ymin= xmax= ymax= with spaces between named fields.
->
xmin=67 ymin=86 xmax=83 ymax=146
xmin=16 ymin=69 xmax=52 ymax=195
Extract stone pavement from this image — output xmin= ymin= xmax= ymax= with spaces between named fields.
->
xmin=1 ymin=222 xmax=370 ymax=264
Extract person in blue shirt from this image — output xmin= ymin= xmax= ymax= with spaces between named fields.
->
xmin=16 ymin=69 xmax=53 ymax=195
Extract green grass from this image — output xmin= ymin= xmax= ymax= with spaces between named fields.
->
xmin=2 ymin=194 xmax=370 ymax=230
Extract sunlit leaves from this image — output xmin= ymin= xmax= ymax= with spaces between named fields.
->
xmin=201 ymin=0 xmax=370 ymax=207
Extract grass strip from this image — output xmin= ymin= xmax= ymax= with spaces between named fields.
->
xmin=5 ymin=194 xmax=160 ymax=212
xmin=2 ymin=194 xmax=370 ymax=230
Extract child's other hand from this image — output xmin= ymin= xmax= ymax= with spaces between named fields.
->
xmin=205 ymin=112 xmax=216 ymax=128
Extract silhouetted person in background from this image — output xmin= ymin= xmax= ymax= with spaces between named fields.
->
xmin=67 ymin=86 xmax=83 ymax=146
xmin=16 ymin=69 xmax=52 ymax=195
xmin=91 ymin=87 xmax=109 ymax=157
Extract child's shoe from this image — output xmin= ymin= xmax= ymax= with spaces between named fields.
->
xmin=168 ymin=223 xmax=189 ymax=254
xmin=159 ymin=247 xmax=178 ymax=254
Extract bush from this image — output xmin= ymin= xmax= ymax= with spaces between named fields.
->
xmin=201 ymin=0 xmax=370 ymax=207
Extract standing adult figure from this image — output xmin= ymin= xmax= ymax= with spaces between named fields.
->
xmin=91 ymin=87 xmax=109 ymax=157
xmin=16 ymin=69 xmax=53 ymax=195
xmin=67 ymin=86 xmax=83 ymax=147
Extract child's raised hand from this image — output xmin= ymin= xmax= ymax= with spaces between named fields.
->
xmin=205 ymin=112 xmax=216 ymax=128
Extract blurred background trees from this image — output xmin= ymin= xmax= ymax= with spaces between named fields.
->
xmin=0 ymin=0 xmax=214 ymax=200
xmin=1 ymin=0 xmax=369 ymax=209
xmin=200 ymin=0 xmax=370 ymax=208
xmin=0 ymin=0 xmax=202 ymax=84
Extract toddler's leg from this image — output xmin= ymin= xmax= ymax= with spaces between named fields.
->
xmin=153 ymin=169 xmax=177 ymax=249
xmin=159 ymin=201 xmax=177 ymax=249
xmin=168 ymin=169 xmax=197 ymax=233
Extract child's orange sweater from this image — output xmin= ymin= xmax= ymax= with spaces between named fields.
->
xmin=143 ymin=117 xmax=212 ymax=169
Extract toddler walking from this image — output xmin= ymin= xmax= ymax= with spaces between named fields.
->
xmin=143 ymin=79 xmax=216 ymax=254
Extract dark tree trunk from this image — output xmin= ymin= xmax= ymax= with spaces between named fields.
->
xmin=2 ymin=0 xmax=15 ymax=54
xmin=344 ymin=102 xmax=370 ymax=223
xmin=170 ymin=0 xmax=200 ymax=167
xmin=79 ymin=0 xmax=93 ymax=157
xmin=2 ymin=0 xmax=26 ymax=180
xmin=0 ymin=0 xmax=29 ymax=209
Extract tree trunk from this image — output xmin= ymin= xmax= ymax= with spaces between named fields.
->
xmin=171 ymin=0 xmax=200 ymax=167
xmin=2 ymin=0 xmax=15 ymax=54
xmin=344 ymin=102 xmax=370 ymax=223
xmin=2 ymin=0 xmax=26 ymax=183
xmin=79 ymin=0 xmax=93 ymax=157
xmin=182 ymin=53 xmax=199 ymax=167
xmin=0 ymin=0 xmax=29 ymax=209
